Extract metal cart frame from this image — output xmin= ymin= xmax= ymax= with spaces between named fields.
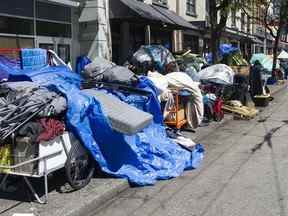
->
xmin=0 ymin=135 xmax=70 ymax=204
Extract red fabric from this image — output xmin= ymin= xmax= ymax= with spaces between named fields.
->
xmin=213 ymin=98 xmax=224 ymax=121
xmin=37 ymin=118 xmax=65 ymax=143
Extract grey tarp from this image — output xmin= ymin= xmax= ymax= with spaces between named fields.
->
xmin=84 ymin=57 xmax=137 ymax=84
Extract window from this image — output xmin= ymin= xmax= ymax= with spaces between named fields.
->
xmin=186 ymin=0 xmax=196 ymax=16
xmin=152 ymin=0 xmax=168 ymax=7
xmin=247 ymin=17 xmax=251 ymax=33
xmin=0 ymin=0 xmax=34 ymax=18
xmin=231 ymin=9 xmax=236 ymax=28
xmin=36 ymin=1 xmax=71 ymax=23
xmin=241 ymin=12 xmax=245 ymax=32
xmin=36 ymin=21 xmax=71 ymax=37
xmin=0 ymin=16 xmax=34 ymax=35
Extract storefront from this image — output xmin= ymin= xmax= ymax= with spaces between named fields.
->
xmin=110 ymin=0 xmax=197 ymax=64
xmin=0 ymin=0 xmax=78 ymax=64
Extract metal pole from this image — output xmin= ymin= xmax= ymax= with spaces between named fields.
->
xmin=145 ymin=25 xmax=151 ymax=45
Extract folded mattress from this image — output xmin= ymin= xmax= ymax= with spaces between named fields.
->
xmin=82 ymin=89 xmax=153 ymax=135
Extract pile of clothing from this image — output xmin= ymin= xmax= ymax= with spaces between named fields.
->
xmin=0 ymin=81 xmax=66 ymax=174
xmin=0 ymin=82 xmax=66 ymax=142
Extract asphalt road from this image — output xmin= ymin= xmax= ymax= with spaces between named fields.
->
xmin=93 ymin=88 xmax=288 ymax=216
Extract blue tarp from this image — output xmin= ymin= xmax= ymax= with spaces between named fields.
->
xmin=206 ymin=44 xmax=239 ymax=64
xmin=0 ymin=55 xmax=21 ymax=81
xmin=3 ymin=55 xmax=204 ymax=185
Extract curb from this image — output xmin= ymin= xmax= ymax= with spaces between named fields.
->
xmin=269 ymin=82 xmax=288 ymax=96
xmin=64 ymin=180 xmax=129 ymax=216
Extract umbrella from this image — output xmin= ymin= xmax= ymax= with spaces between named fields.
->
xmin=250 ymin=53 xmax=279 ymax=72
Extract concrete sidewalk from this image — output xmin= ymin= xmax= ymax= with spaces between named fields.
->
xmin=0 ymin=81 xmax=287 ymax=216
xmin=90 ymin=81 xmax=288 ymax=216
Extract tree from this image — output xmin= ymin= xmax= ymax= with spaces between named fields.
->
xmin=242 ymin=0 xmax=288 ymax=73
xmin=208 ymin=0 xmax=250 ymax=64
xmin=267 ymin=0 xmax=288 ymax=72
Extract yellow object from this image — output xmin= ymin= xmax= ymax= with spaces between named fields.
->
xmin=222 ymin=104 xmax=258 ymax=120
xmin=0 ymin=144 xmax=12 ymax=173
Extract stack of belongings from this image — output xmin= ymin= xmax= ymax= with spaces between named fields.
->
xmin=1 ymin=49 xmax=204 ymax=186
xmin=0 ymin=81 xmax=66 ymax=174
xmin=201 ymin=87 xmax=224 ymax=123
xmin=128 ymin=45 xmax=179 ymax=75
xmin=206 ymin=44 xmax=240 ymax=65
xmin=81 ymin=58 xmax=153 ymax=135
xmin=76 ymin=57 xmax=204 ymax=185
xmin=147 ymin=71 xmax=204 ymax=130
xmin=222 ymin=73 xmax=257 ymax=120
xmin=175 ymin=50 xmax=208 ymax=82
xmin=197 ymin=64 xmax=235 ymax=123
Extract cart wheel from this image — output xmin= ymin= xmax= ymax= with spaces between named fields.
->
xmin=65 ymin=134 xmax=95 ymax=190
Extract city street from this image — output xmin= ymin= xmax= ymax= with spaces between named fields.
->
xmin=92 ymin=88 xmax=288 ymax=216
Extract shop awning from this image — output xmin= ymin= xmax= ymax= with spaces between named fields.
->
xmin=152 ymin=5 xmax=198 ymax=30
xmin=46 ymin=0 xmax=80 ymax=7
xmin=118 ymin=0 xmax=197 ymax=30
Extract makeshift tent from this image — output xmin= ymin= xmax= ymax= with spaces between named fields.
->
xmin=198 ymin=64 xmax=234 ymax=85
xmin=250 ymin=53 xmax=280 ymax=72
xmin=278 ymin=50 xmax=288 ymax=59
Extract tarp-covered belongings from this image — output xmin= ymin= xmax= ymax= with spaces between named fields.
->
xmin=129 ymin=45 xmax=179 ymax=74
xmin=278 ymin=50 xmax=288 ymax=59
xmin=175 ymin=51 xmax=207 ymax=71
xmin=250 ymin=53 xmax=280 ymax=72
xmin=83 ymin=58 xmax=138 ymax=85
xmin=206 ymin=44 xmax=239 ymax=64
xmin=165 ymin=72 xmax=204 ymax=129
xmin=175 ymin=51 xmax=207 ymax=82
xmin=148 ymin=72 xmax=204 ymax=128
xmin=5 ymin=56 xmax=204 ymax=185
xmin=198 ymin=64 xmax=235 ymax=85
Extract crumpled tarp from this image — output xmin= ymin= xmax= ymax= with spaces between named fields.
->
xmin=130 ymin=45 xmax=179 ymax=74
xmin=4 ymin=59 xmax=204 ymax=185
xmin=198 ymin=64 xmax=235 ymax=85
xmin=206 ymin=44 xmax=239 ymax=64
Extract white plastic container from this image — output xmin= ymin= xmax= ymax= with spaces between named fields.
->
xmin=38 ymin=132 xmax=71 ymax=176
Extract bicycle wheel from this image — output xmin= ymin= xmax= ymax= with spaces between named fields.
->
xmin=65 ymin=133 xmax=95 ymax=190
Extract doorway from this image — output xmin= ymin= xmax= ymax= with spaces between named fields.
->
xmin=36 ymin=36 xmax=71 ymax=63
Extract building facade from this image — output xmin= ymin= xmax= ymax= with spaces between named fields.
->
xmin=0 ymin=0 xmax=286 ymax=66
xmin=0 ymin=0 xmax=111 ymax=67
xmin=109 ymin=0 xmax=199 ymax=64
xmin=0 ymin=0 xmax=80 ymax=64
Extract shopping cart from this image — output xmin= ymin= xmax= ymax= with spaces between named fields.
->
xmin=0 ymin=49 xmax=95 ymax=204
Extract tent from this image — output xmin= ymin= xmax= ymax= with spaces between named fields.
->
xmin=278 ymin=50 xmax=288 ymax=59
